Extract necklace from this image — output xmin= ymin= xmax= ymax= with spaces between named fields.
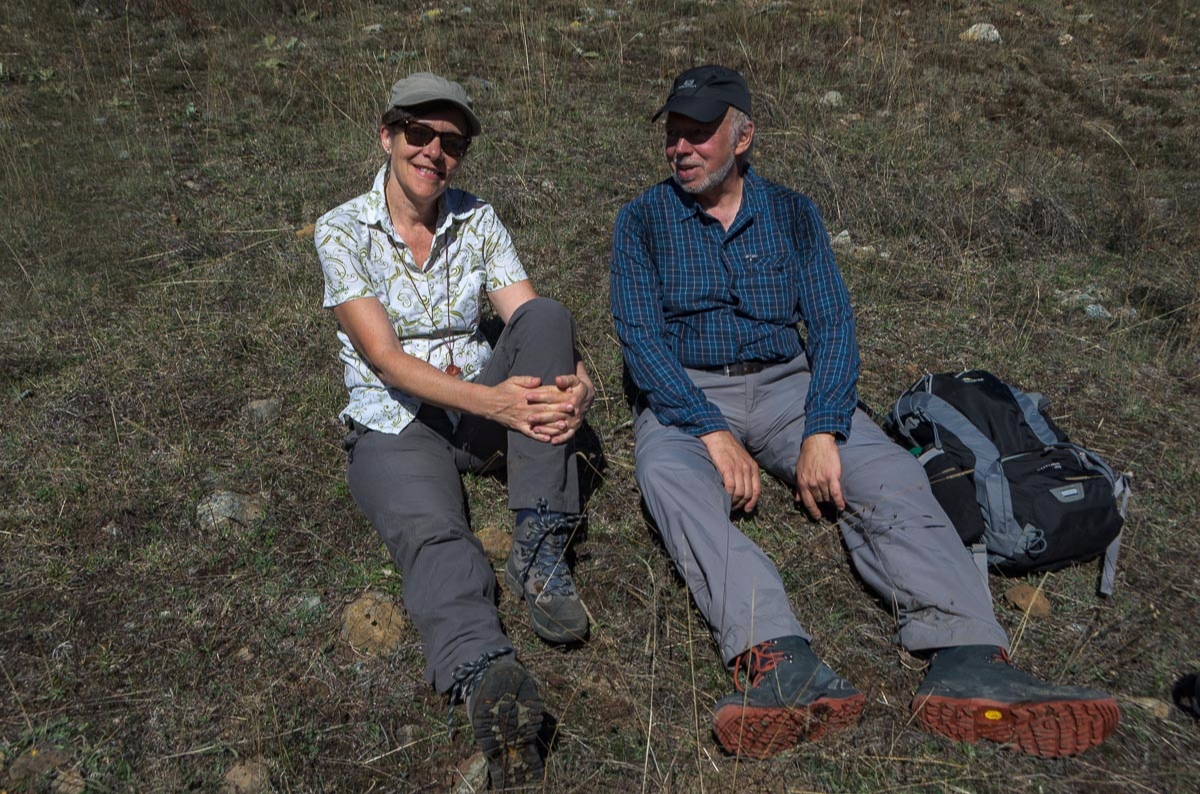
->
xmin=383 ymin=179 xmax=462 ymax=377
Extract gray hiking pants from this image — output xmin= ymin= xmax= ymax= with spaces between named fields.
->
xmin=633 ymin=355 xmax=1009 ymax=666
xmin=345 ymin=297 xmax=581 ymax=692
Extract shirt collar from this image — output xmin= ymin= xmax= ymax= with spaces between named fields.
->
xmin=360 ymin=164 xmax=478 ymax=241
xmin=667 ymin=164 xmax=762 ymax=230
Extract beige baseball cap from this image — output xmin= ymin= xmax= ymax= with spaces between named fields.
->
xmin=387 ymin=72 xmax=482 ymax=137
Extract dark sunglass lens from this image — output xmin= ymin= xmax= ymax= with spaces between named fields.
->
xmin=403 ymin=122 xmax=436 ymax=147
xmin=442 ymin=135 xmax=469 ymax=157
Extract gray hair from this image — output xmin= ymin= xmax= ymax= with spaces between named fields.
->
xmin=728 ymin=107 xmax=754 ymax=164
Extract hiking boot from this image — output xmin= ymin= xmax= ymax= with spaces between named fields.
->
xmin=451 ymin=648 xmax=544 ymax=790
xmin=712 ymin=636 xmax=865 ymax=758
xmin=505 ymin=502 xmax=588 ymax=644
xmin=912 ymin=644 xmax=1120 ymax=757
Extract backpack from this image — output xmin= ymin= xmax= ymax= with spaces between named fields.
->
xmin=884 ymin=370 xmax=1131 ymax=595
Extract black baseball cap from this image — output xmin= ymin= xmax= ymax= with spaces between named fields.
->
xmin=652 ymin=65 xmax=752 ymax=123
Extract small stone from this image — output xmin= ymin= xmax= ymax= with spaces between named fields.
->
xmin=1058 ymin=33 xmax=1074 ymax=46
xmin=1084 ymin=303 xmax=1112 ymax=319
xmin=342 ymin=591 xmax=405 ymax=654
xmin=53 ymin=769 xmax=87 ymax=794
xmin=1003 ymin=583 xmax=1051 ymax=618
xmin=234 ymin=646 xmax=255 ymax=664
xmin=295 ymin=221 xmax=317 ymax=239
xmin=1112 ymin=306 xmax=1138 ymax=320
xmin=476 ymin=525 xmax=512 ymax=561
xmin=819 ymin=90 xmax=844 ymax=108
xmin=396 ymin=723 xmax=422 ymax=747
xmin=1127 ymin=696 xmax=1171 ymax=719
xmin=830 ymin=230 xmax=852 ymax=249
xmin=1054 ymin=287 xmax=1097 ymax=308
xmin=117 ymin=149 xmax=131 ymax=160
xmin=361 ymin=23 xmax=383 ymax=33
xmin=298 ymin=594 xmax=322 ymax=611
xmin=196 ymin=490 xmax=267 ymax=532
xmin=1005 ymin=186 xmax=1030 ymax=205
xmin=244 ymin=397 xmax=283 ymax=426
xmin=1147 ymin=197 xmax=1175 ymax=220
xmin=102 ymin=521 xmax=120 ymax=538
xmin=1076 ymin=13 xmax=1095 ymax=24
xmin=222 ymin=757 xmax=270 ymax=793
xmin=8 ymin=747 xmax=71 ymax=786
xmin=850 ymin=244 xmax=877 ymax=257
xmin=452 ymin=751 xmax=490 ymax=793
xmin=960 ymin=23 xmax=1002 ymax=43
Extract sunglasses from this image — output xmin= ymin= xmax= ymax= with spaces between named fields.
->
xmin=398 ymin=119 xmax=471 ymax=158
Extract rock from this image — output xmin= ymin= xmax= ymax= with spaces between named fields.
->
xmin=1148 ymin=197 xmax=1175 ymax=221
xmin=476 ymin=525 xmax=512 ymax=561
xmin=361 ymin=23 xmax=383 ymax=33
xmin=1005 ymin=186 xmax=1029 ymax=205
xmin=196 ymin=490 xmax=267 ymax=532
xmin=1127 ymin=696 xmax=1171 ymax=719
xmin=342 ymin=592 xmax=405 ymax=654
xmin=1112 ymin=306 xmax=1138 ymax=320
xmin=295 ymin=221 xmax=317 ymax=239
xmin=244 ymin=397 xmax=283 ymax=426
xmin=1003 ymin=583 xmax=1051 ymax=618
xmin=53 ymin=769 xmax=87 ymax=794
xmin=234 ymin=646 xmax=256 ymax=664
xmin=850 ymin=244 xmax=877 ymax=257
xmin=1058 ymin=33 xmax=1074 ymax=46
xmin=1076 ymin=13 xmax=1095 ymax=24
xmin=1054 ymin=287 xmax=1101 ymax=308
xmin=819 ymin=90 xmax=844 ymax=108
xmin=960 ymin=23 xmax=1001 ymax=43
xmin=452 ymin=751 xmax=490 ymax=793
xmin=298 ymin=594 xmax=322 ymax=612
xmin=222 ymin=757 xmax=271 ymax=793
xmin=396 ymin=723 xmax=422 ymax=747
xmin=1084 ymin=303 xmax=1112 ymax=319
xmin=830 ymin=230 xmax=852 ymax=249
xmin=8 ymin=747 xmax=72 ymax=787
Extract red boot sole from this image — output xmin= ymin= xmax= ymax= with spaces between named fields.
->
xmin=912 ymin=694 xmax=1119 ymax=757
xmin=712 ymin=693 xmax=866 ymax=759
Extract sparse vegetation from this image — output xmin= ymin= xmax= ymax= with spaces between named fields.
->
xmin=2 ymin=0 xmax=1198 ymax=791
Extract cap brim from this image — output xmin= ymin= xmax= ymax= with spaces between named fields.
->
xmin=392 ymin=96 xmax=482 ymax=137
xmin=651 ymin=95 xmax=729 ymax=123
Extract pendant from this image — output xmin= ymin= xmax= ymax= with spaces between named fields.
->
xmin=444 ymin=363 xmax=463 ymax=377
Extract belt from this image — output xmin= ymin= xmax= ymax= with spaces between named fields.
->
xmin=693 ymin=360 xmax=775 ymax=377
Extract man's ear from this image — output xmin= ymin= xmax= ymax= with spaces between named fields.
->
xmin=734 ymin=119 xmax=755 ymax=156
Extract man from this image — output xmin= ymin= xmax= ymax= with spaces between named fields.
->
xmin=610 ymin=64 xmax=1119 ymax=760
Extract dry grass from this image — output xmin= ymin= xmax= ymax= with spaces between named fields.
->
xmin=2 ymin=0 xmax=1199 ymax=791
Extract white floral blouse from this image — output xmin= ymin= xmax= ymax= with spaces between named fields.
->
xmin=315 ymin=165 xmax=529 ymax=434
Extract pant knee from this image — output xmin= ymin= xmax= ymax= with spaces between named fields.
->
xmin=510 ymin=296 xmax=573 ymax=331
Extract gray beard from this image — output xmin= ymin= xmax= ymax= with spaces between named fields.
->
xmin=672 ymin=153 xmax=736 ymax=196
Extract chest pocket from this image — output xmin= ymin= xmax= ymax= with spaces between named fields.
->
xmin=732 ymin=253 xmax=800 ymax=322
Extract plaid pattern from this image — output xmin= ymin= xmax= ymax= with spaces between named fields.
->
xmin=610 ymin=166 xmax=859 ymax=439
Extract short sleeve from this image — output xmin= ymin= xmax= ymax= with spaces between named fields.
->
xmin=316 ymin=209 xmax=374 ymax=309
xmin=478 ymin=206 xmax=528 ymax=291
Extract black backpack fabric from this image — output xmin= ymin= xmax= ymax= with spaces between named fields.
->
xmin=885 ymin=370 xmax=1130 ymax=595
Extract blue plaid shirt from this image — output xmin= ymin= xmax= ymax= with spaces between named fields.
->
xmin=610 ymin=166 xmax=860 ymax=439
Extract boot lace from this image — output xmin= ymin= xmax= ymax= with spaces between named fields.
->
xmin=516 ymin=499 xmax=583 ymax=598
xmin=446 ymin=646 xmax=513 ymax=735
xmin=731 ymin=639 xmax=790 ymax=692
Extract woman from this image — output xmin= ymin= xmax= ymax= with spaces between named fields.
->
xmin=314 ymin=72 xmax=593 ymax=787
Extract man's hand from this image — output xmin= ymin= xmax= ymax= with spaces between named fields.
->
xmin=795 ymin=432 xmax=844 ymax=520
xmin=700 ymin=429 xmax=761 ymax=512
